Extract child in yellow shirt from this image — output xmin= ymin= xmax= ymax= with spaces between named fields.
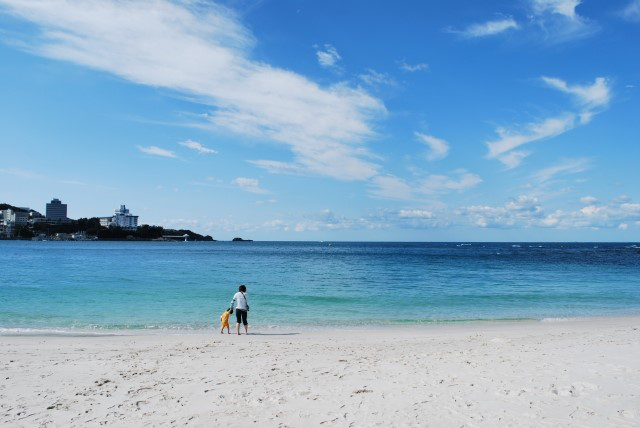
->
xmin=220 ymin=308 xmax=232 ymax=334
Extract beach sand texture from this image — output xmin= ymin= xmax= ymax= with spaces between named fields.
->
xmin=1 ymin=317 xmax=639 ymax=427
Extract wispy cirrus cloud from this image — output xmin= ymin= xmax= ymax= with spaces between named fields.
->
xmin=621 ymin=0 xmax=640 ymax=21
xmin=0 ymin=167 xmax=44 ymax=179
xmin=137 ymin=145 xmax=177 ymax=158
xmin=532 ymin=0 xmax=581 ymax=19
xmin=529 ymin=0 xmax=597 ymax=43
xmin=541 ymin=76 xmax=611 ymax=108
xmin=486 ymin=114 xmax=578 ymax=169
xmin=0 ymin=0 xmax=385 ymax=181
xmin=179 ymin=139 xmax=217 ymax=154
xmin=455 ymin=18 xmax=518 ymax=38
xmin=531 ymin=158 xmax=590 ymax=183
xmin=486 ymin=76 xmax=611 ymax=169
xmin=415 ymin=132 xmax=450 ymax=161
xmin=451 ymin=1 xmax=596 ymax=44
xmin=398 ymin=60 xmax=428 ymax=73
xmin=359 ymin=69 xmax=397 ymax=88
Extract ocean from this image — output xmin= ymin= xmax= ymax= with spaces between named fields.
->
xmin=1 ymin=241 xmax=639 ymax=333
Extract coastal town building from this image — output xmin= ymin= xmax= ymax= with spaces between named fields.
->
xmin=1 ymin=209 xmax=28 ymax=238
xmin=46 ymin=198 xmax=68 ymax=222
xmin=2 ymin=209 xmax=29 ymax=226
xmin=100 ymin=205 xmax=139 ymax=230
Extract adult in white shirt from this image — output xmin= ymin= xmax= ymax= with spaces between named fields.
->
xmin=230 ymin=284 xmax=249 ymax=335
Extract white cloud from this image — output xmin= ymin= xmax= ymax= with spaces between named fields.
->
xmin=178 ymin=139 xmax=217 ymax=154
xmin=399 ymin=61 xmax=428 ymax=73
xmin=541 ymin=76 xmax=611 ymax=108
xmin=369 ymin=175 xmax=414 ymax=200
xmin=419 ymin=170 xmax=482 ymax=194
xmin=0 ymin=1 xmax=385 ymax=181
xmin=618 ymin=223 xmax=629 ymax=230
xmin=458 ymin=18 xmax=518 ymax=38
xmin=247 ymin=160 xmax=306 ymax=176
xmin=532 ymin=158 xmax=590 ymax=183
xmin=231 ymin=177 xmax=268 ymax=194
xmin=370 ymin=170 xmax=481 ymax=200
xmin=486 ymin=114 xmax=578 ymax=168
xmin=487 ymin=76 xmax=611 ymax=169
xmin=498 ymin=150 xmax=531 ymax=169
xmin=529 ymin=0 xmax=597 ymax=43
xmin=292 ymin=209 xmax=381 ymax=233
xmin=580 ymin=196 xmax=597 ymax=205
xmin=460 ymin=195 xmax=640 ymax=229
xmin=532 ymin=0 xmax=581 ymax=19
xmin=398 ymin=209 xmax=434 ymax=219
xmin=415 ymin=132 xmax=450 ymax=161
xmin=459 ymin=195 xmax=544 ymax=228
xmin=137 ymin=145 xmax=177 ymax=158
xmin=621 ymin=0 xmax=640 ymax=21
xmin=315 ymin=44 xmax=341 ymax=68
xmin=359 ymin=69 xmax=397 ymax=88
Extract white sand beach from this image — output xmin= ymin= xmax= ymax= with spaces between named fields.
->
xmin=1 ymin=317 xmax=639 ymax=427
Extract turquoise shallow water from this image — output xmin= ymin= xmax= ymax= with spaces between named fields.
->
xmin=1 ymin=241 xmax=639 ymax=332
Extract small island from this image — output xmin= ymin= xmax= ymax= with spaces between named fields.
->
xmin=232 ymin=237 xmax=253 ymax=242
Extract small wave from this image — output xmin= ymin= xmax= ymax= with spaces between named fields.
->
xmin=540 ymin=317 xmax=575 ymax=323
xmin=0 ymin=327 xmax=121 ymax=337
xmin=512 ymin=245 xmax=521 ymax=248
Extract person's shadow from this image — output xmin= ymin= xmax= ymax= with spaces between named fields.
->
xmin=246 ymin=332 xmax=300 ymax=336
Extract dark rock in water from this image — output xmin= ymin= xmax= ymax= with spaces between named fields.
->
xmin=232 ymin=237 xmax=253 ymax=242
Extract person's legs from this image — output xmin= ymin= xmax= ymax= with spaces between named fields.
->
xmin=235 ymin=310 xmax=242 ymax=335
xmin=242 ymin=310 xmax=248 ymax=334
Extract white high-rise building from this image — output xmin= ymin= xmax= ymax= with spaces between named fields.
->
xmin=2 ymin=209 xmax=28 ymax=226
xmin=100 ymin=205 xmax=139 ymax=230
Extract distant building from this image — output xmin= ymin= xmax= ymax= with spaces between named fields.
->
xmin=0 ymin=222 xmax=13 ymax=238
xmin=2 ymin=209 xmax=28 ymax=226
xmin=1 ymin=209 xmax=28 ymax=238
xmin=100 ymin=205 xmax=139 ymax=230
xmin=46 ymin=198 xmax=68 ymax=221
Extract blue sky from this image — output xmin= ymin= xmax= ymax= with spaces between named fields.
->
xmin=0 ymin=0 xmax=639 ymax=241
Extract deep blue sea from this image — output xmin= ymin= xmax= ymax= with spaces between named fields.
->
xmin=1 ymin=241 xmax=639 ymax=333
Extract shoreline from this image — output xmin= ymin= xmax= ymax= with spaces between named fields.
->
xmin=2 ymin=313 xmax=640 ymax=337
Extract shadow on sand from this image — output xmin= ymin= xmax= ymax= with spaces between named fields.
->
xmin=246 ymin=332 xmax=300 ymax=336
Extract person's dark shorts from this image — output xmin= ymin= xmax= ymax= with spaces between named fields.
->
xmin=235 ymin=309 xmax=248 ymax=325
